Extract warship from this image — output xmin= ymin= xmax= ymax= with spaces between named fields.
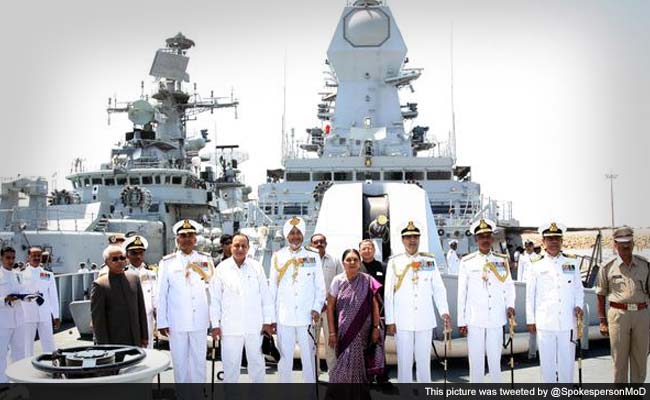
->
xmin=257 ymin=0 xmax=603 ymax=357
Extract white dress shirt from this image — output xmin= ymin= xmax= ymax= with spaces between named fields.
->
xmin=446 ymin=249 xmax=460 ymax=274
xmin=0 ymin=267 xmax=24 ymax=328
xmin=210 ymin=257 xmax=274 ymax=335
xmin=19 ymin=264 xmax=59 ymax=323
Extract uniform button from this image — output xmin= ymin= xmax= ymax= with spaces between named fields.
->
xmin=488 ymin=295 xmax=491 ymax=298
xmin=415 ymin=307 xmax=418 ymax=310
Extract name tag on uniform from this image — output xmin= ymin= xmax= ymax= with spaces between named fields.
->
xmin=39 ymin=272 xmax=50 ymax=280
xmin=562 ymin=264 xmax=575 ymax=273
xmin=421 ymin=261 xmax=435 ymax=271
xmin=376 ymin=271 xmax=383 ymax=276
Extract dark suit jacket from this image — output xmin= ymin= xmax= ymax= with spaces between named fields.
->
xmin=91 ymin=271 xmax=148 ymax=346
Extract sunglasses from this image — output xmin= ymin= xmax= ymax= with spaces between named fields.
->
xmin=110 ymin=256 xmax=127 ymax=262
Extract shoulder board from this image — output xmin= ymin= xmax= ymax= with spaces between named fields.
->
xmin=418 ymin=252 xmax=435 ymax=258
xmin=198 ymin=251 xmax=211 ymax=257
xmin=388 ymin=252 xmax=404 ymax=260
xmin=148 ymin=264 xmax=158 ymax=272
xmin=634 ymin=255 xmax=649 ymax=264
xmin=562 ymin=252 xmax=577 ymax=259
xmin=530 ymin=254 xmax=544 ymax=263
xmin=162 ymin=254 xmax=176 ymax=261
xmin=461 ymin=252 xmax=478 ymax=261
xmin=304 ymin=246 xmax=318 ymax=253
xmin=493 ymin=252 xmax=509 ymax=259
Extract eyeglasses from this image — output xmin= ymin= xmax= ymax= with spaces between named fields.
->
xmin=312 ymin=240 xmax=326 ymax=245
xmin=110 ymin=256 xmax=127 ymax=262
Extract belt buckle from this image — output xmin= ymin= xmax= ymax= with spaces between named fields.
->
xmin=628 ymin=303 xmax=638 ymax=311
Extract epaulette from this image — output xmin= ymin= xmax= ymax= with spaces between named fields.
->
xmin=461 ymin=251 xmax=478 ymax=261
xmin=418 ymin=252 xmax=435 ymax=258
xmin=162 ymin=253 xmax=176 ymax=261
xmin=530 ymin=254 xmax=544 ymax=263
xmin=388 ymin=252 xmax=404 ymax=260
xmin=304 ymin=246 xmax=318 ymax=253
xmin=148 ymin=264 xmax=159 ymax=272
xmin=493 ymin=252 xmax=509 ymax=259
xmin=635 ymin=255 xmax=649 ymax=264
xmin=561 ymin=252 xmax=577 ymax=259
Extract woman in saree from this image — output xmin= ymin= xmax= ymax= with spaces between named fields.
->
xmin=326 ymin=248 xmax=384 ymax=383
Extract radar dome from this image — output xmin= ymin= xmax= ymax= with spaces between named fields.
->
xmin=344 ymin=8 xmax=390 ymax=47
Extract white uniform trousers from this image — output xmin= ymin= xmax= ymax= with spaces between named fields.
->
xmin=169 ymin=329 xmax=207 ymax=383
xmin=145 ymin=312 xmax=154 ymax=349
xmin=24 ymin=321 xmax=55 ymax=356
xmin=395 ymin=329 xmax=433 ymax=383
xmin=277 ymin=324 xmax=315 ymax=383
xmin=317 ymin=314 xmax=336 ymax=372
xmin=467 ymin=326 xmax=503 ymax=383
xmin=1 ymin=326 xmax=26 ymax=383
xmin=222 ymin=334 xmax=265 ymax=383
xmin=537 ymin=330 xmax=575 ymax=383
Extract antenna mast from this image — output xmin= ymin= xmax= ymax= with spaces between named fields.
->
xmin=281 ymin=52 xmax=288 ymax=163
xmin=449 ymin=24 xmax=457 ymax=164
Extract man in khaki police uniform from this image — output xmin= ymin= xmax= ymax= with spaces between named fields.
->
xmin=457 ymin=218 xmax=515 ymax=383
xmin=526 ymin=222 xmax=584 ymax=383
xmin=596 ymin=226 xmax=650 ymax=383
xmin=124 ymin=235 xmax=158 ymax=349
xmin=157 ymin=219 xmax=214 ymax=383
xmin=385 ymin=221 xmax=450 ymax=383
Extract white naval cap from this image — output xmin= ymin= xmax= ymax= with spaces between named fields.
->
xmin=470 ymin=218 xmax=496 ymax=235
xmin=283 ymin=216 xmax=306 ymax=238
xmin=173 ymin=219 xmax=202 ymax=235
xmin=124 ymin=235 xmax=148 ymax=251
xmin=538 ymin=222 xmax=566 ymax=237
xmin=448 ymin=239 xmax=458 ymax=245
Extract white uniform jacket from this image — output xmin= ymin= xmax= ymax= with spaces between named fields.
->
xmin=210 ymin=257 xmax=274 ymax=336
xmin=526 ymin=252 xmax=584 ymax=331
xmin=446 ymin=249 xmax=460 ymax=274
xmin=130 ymin=264 xmax=158 ymax=315
xmin=157 ymin=250 xmax=211 ymax=332
xmin=0 ymin=268 xmax=24 ymax=328
xmin=385 ymin=252 xmax=449 ymax=331
xmin=457 ymin=251 xmax=515 ymax=328
xmin=269 ymin=247 xmax=326 ymax=326
xmin=19 ymin=265 xmax=59 ymax=323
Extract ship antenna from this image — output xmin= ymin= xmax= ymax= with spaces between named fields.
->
xmin=281 ymin=51 xmax=288 ymax=163
xmin=449 ymin=24 xmax=457 ymax=164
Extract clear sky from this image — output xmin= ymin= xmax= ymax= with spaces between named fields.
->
xmin=1 ymin=0 xmax=648 ymax=228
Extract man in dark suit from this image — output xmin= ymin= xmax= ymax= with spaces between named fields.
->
xmin=91 ymin=244 xmax=148 ymax=347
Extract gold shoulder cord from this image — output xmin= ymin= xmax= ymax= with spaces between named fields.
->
xmin=274 ymin=256 xmax=301 ymax=285
xmin=393 ymin=261 xmax=412 ymax=293
xmin=484 ymin=262 xmax=510 ymax=283
xmin=187 ymin=263 xmax=209 ymax=281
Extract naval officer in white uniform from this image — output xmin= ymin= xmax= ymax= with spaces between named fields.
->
xmin=20 ymin=246 xmax=60 ymax=356
xmin=157 ymin=219 xmax=214 ymax=383
xmin=210 ymin=233 xmax=275 ymax=383
xmin=1 ymin=246 xmax=26 ymax=383
xmin=125 ymin=235 xmax=158 ymax=349
xmin=457 ymin=218 xmax=515 ymax=383
xmin=385 ymin=221 xmax=450 ymax=383
xmin=526 ymin=222 xmax=584 ymax=383
xmin=446 ymin=239 xmax=460 ymax=274
xmin=269 ymin=216 xmax=326 ymax=383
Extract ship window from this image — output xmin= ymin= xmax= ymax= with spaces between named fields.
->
xmin=142 ymin=176 xmax=153 ymax=185
xmin=427 ymin=171 xmax=452 ymax=180
xmin=129 ymin=177 xmax=141 ymax=185
xmin=405 ymin=171 xmax=424 ymax=180
xmin=283 ymin=203 xmax=306 ymax=215
xmin=171 ymin=176 xmax=183 ymax=185
xmin=384 ymin=171 xmax=403 ymax=181
xmin=356 ymin=171 xmax=380 ymax=181
xmin=333 ymin=171 xmax=353 ymax=181
xmin=104 ymin=178 xmax=115 ymax=186
xmin=313 ymin=171 xmax=332 ymax=181
xmin=148 ymin=203 xmax=159 ymax=212
xmin=430 ymin=203 xmax=451 ymax=215
xmin=91 ymin=178 xmax=102 ymax=185
xmin=164 ymin=176 xmax=171 ymax=184
xmin=286 ymin=172 xmax=310 ymax=182
xmin=72 ymin=180 xmax=78 ymax=189
xmin=116 ymin=177 xmax=127 ymax=185
xmin=83 ymin=178 xmax=90 ymax=187
xmin=262 ymin=204 xmax=278 ymax=215
xmin=154 ymin=176 xmax=161 ymax=184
